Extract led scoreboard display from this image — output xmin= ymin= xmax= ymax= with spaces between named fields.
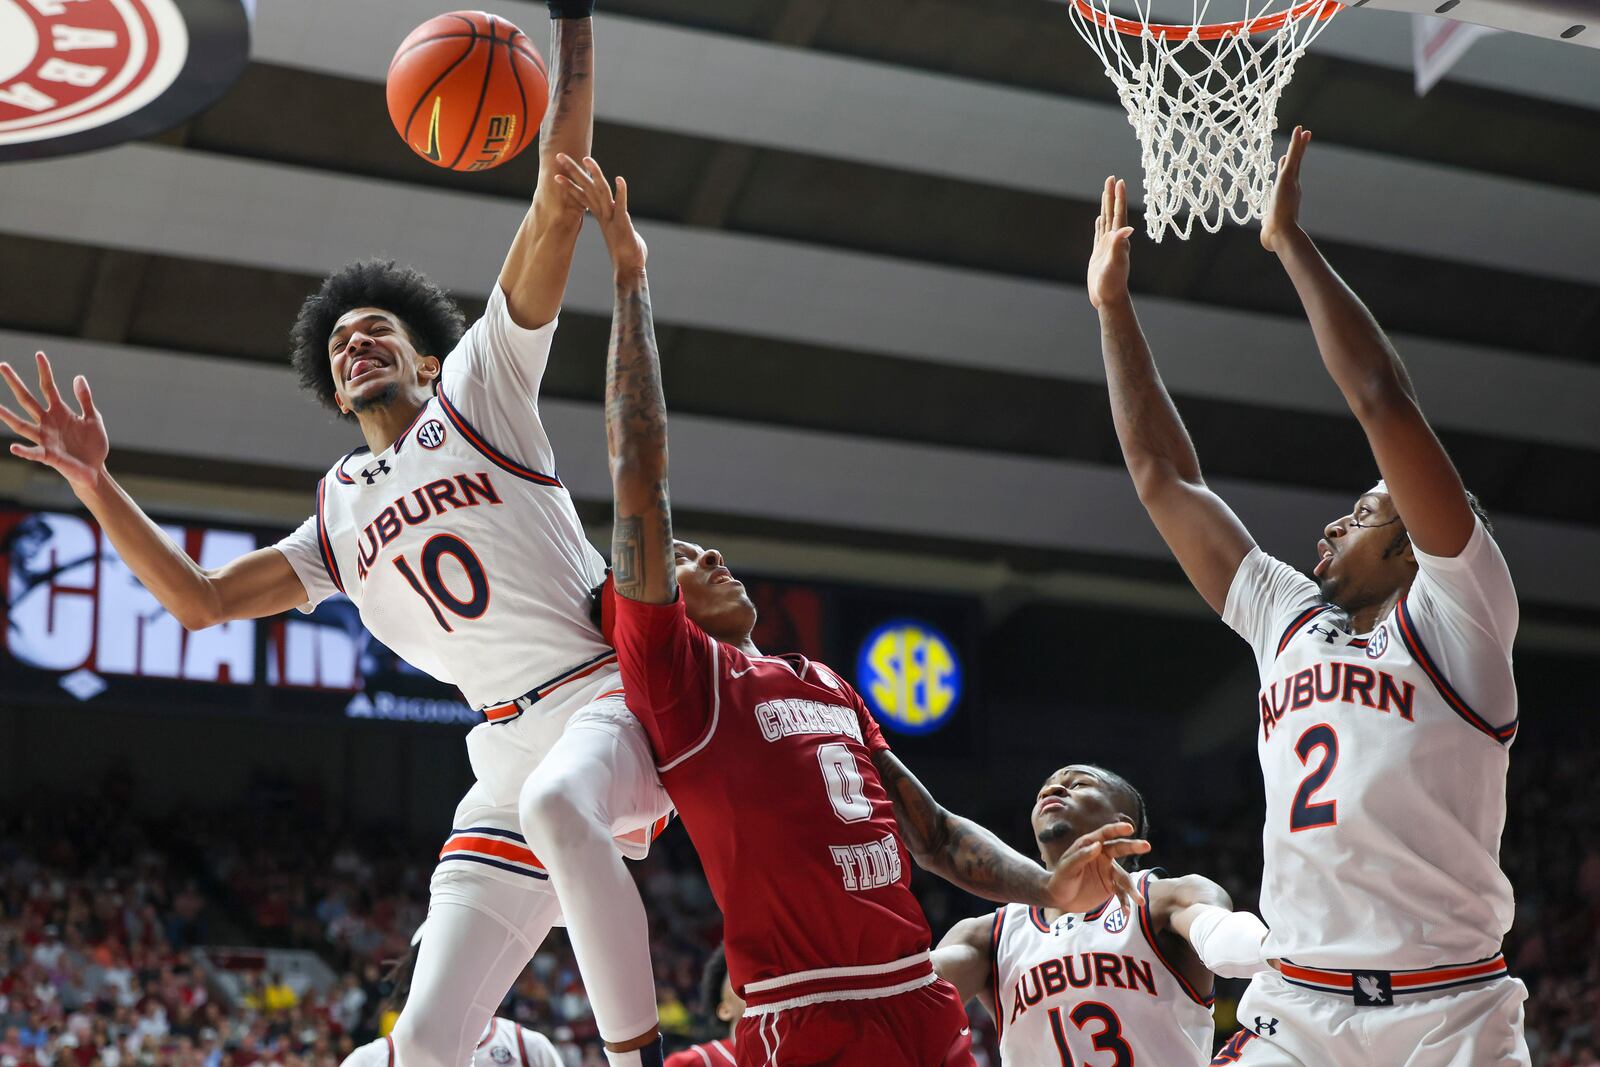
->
xmin=0 ymin=505 xmax=474 ymax=723
xmin=1 ymin=503 xmax=982 ymax=738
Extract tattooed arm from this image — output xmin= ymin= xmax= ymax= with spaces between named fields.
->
xmin=870 ymin=749 xmax=1147 ymax=913
xmin=555 ymin=155 xmax=674 ymax=605
xmin=1088 ymin=176 xmax=1255 ymax=614
xmin=498 ymin=15 xmax=594 ymax=330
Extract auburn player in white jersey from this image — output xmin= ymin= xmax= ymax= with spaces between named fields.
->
xmin=935 ymin=765 xmax=1274 ymax=1065
xmin=0 ymin=6 xmax=674 ymax=1067
xmin=1088 ymin=128 xmax=1529 ymax=1067
xmin=343 ymin=1017 xmax=563 ymax=1067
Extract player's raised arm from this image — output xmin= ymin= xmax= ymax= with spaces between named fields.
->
xmin=1261 ymin=128 xmax=1476 ymax=558
xmin=932 ymin=914 xmax=996 ymax=1010
xmin=557 ymin=154 xmax=673 ymax=605
xmin=1090 ymin=177 xmax=1256 ymax=613
xmin=0 ymin=353 xmax=308 ymax=629
xmin=496 ymin=1 xmax=595 ymax=330
xmin=1147 ymin=874 xmax=1273 ymax=982
xmin=870 ymin=749 xmax=1149 ymax=914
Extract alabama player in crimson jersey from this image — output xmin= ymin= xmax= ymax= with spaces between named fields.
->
xmin=1089 ymin=130 xmax=1529 ymax=1066
xmin=0 ymin=6 xmax=676 ymax=1067
xmin=934 ymin=764 xmax=1273 ymax=1065
xmin=554 ymin=154 xmax=1149 ymax=1067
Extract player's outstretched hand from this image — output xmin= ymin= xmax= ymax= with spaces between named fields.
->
xmin=1087 ymin=176 xmax=1134 ymax=310
xmin=1261 ymin=126 xmax=1312 ymax=254
xmin=0 ymin=352 xmax=107 ymax=492
xmin=554 ymin=153 xmax=647 ymax=275
xmin=1046 ymin=820 xmax=1151 ymax=916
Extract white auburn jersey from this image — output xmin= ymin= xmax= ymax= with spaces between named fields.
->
xmin=275 ymin=286 xmax=612 ymax=714
xmin=1223 ymin=519 xmax=1518 ymax=971
xmin=341 ymin=1018 xmax=562 ymax=1067
xmin=989 ymin=873 xmax=1214 ymax=1066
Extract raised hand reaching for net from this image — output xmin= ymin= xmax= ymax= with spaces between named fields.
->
xmin=1261 ymin=126 xmax=1314 ymax=254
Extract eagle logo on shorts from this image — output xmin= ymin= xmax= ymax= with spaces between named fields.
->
xmin=1366 ymin=625 xmax=1389 ymax=659
xmin=1103 ymin=904 xmax=1128 ymax=933
xmin=417 ymin=419 xmax=448 ymax=450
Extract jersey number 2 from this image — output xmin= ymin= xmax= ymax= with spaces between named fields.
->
xmin=392 ymin=534 xmax=490 ymax=632
xmin=1290 ymin=723 xmax=1338 ymax=832
xmin=1048 ymin=1002 xmax=1133 ymax=1066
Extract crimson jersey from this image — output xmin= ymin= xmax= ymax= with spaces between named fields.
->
xmin=664 ymin=1038 xmax=735 ymax=1067
xmin=611 ymin=596 xmax=933 ymax=1004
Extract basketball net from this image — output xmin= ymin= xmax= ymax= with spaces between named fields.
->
xmin=1068 ymin=0 xmax=1342 ymax=241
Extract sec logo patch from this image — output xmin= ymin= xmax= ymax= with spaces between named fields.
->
xmin=855 ymin=619 xmax=963 ymax=736
xmin=1104 ymin=905 xmax=1128 ymax=933
xmin=1366 ymin=625 xmax=1388 ymax=659
xmin=416 ymin=418 xmax=447 ymax=450
xmin=0 ymin=0 xmax=250 ymax=162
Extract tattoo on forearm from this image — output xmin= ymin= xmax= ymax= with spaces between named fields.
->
xmin=876 ymin=753 xmax=1049 ymax=905
xmin=543 ymin=18 xmax=593 ymax=145
xmin=606 ymin=275 xmax=674 ymax=601
xmin=613 ymin=514 xmax=642 ymax=593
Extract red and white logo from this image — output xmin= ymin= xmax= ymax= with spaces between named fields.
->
xmin=0 ymin=0 xmax=249 ymax=160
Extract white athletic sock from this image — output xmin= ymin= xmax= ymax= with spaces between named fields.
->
xmin=519 ymin=718 xmax=661 ymax=1043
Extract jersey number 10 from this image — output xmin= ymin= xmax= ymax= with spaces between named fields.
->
xmin=392 ymin=533 xmax=491 ymax=632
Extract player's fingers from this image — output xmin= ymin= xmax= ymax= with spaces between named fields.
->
xmin=9 ymin=442 xmax=48 ymax=463
xmin=553 ymin=175 xmax=589 ymax=209
xmin=555 ymin=153 xmax=597 ymax=193
xmin=614 ymin=175 xmax=629 ymax=215
xmin=35 ymin=351 xmax=62 ymax=407
xmin=1117 ymin=226 xmax=1136 ymax=244
xmin=1101 ymin=176 xmax=1113 ymax=223
xmin=1101 ymin=839 xmax=1151 ymax=860
xmin=0 ymin=403 xmax=41 ymax=442
xmin=1110 ymin=862 xmax=1138 ymax=914
xmin=73 ymin=376 xmax=96 ymax=420
xmin=0 ymin=363 xmax=44 ymax=420
xmin=1076 ymin=821 xmax=1136 ymax=847
xmin=582 ymin=155 xmax=610 ymax=194
xmin=1114 ymin=178 xmax=1128 ymax=229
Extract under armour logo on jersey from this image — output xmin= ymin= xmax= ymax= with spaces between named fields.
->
xmin=1253 ymin=1017 xmax=1279 ymax=1036
xmin=1308 ymin=622 xmax=1340 ymax=644
xmin=1353 ymin=973 xmax=1392 ymax=1006
xmin=360 ymin=459 xmax=391 ymax=484
xmin=1052 ymin=914 xmax=1078 ymax=934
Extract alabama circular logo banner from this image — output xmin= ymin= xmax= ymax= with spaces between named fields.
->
xmin=0 ymin=0 xmax=251 ymax=162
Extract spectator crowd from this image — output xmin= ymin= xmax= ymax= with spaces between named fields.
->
xmin=2 ymin=736 xmax=1597 ymax=1067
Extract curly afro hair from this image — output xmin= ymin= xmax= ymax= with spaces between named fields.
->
xmin=290 ymin=258 xmax=467 ymax=416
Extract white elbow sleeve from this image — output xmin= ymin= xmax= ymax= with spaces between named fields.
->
xmin=1186 ymin=905 xmax=1272 ymax=979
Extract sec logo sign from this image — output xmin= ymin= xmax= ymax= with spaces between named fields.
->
xmin=855 ymin=619 xmax=963 ymax=736
xmin=0 ymin=0 xmax=251 ymax=162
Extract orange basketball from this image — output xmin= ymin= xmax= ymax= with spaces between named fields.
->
xmin=387 ymin=11 xmax=548 ymax=173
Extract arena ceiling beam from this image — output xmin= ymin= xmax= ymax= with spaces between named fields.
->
xmin=1 ymin=145 xmax=1594 ymax=452
xmin=1 ymin=330 xmax=1597 ymax=612
xmin=251 ymin=2 xmax=1600 ymax=287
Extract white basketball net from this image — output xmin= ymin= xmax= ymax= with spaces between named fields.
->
xmin=1069 ymin=0 xmax=1341 ymax=241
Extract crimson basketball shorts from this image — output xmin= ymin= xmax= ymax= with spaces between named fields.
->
xmin=734 ymin=977 xmax=976 ymax=1067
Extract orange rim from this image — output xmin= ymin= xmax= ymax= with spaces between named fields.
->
xmin=1070 ymin=0 xmax=1342 ymax=40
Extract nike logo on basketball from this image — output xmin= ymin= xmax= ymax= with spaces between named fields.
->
xmin=417 ymin=97 xmax=443 ymax=162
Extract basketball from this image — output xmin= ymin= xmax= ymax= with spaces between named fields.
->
xmin=386 ymin=11 xmax=548 ymax=173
